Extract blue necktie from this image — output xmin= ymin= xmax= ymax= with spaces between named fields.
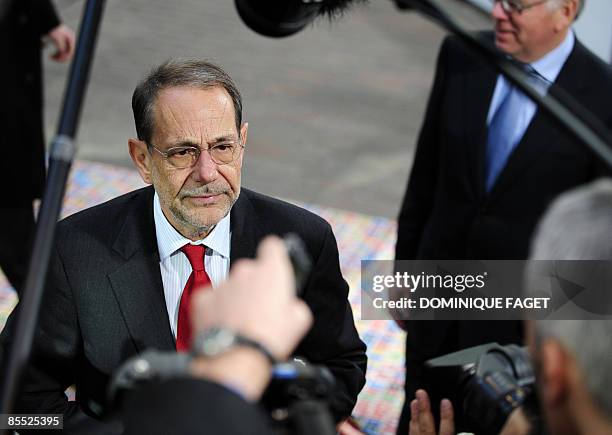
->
xmin=485 ymin=84 xmax=523 ymax=192
xmin=485 ymin=62 xmax=550 ymax=192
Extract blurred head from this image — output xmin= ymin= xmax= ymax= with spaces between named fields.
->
xmin=492 ymin=0 xmax=582 ymax=62
xmin=525 ymin=178 xmax=612 ymax=435
xmin=129 ymin=59 xmax=247 ymax=240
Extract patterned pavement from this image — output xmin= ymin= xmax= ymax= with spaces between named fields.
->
xmin=0 ymin=160 xmax=405 ymax=434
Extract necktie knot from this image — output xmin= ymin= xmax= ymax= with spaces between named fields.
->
xmin=181 ymin=244 xmax=206 ymax=272
xmin=508 ymin=59 xmax=551 ymax=94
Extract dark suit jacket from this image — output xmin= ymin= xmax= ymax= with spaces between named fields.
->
xmin=0 ymin=0 xmax=59 ymax=204
xmin=122 ymin=379 xmax=275 ymax=435
xmin=395 ymin=33 xmax=612 ymax=424
xmin=1 ymin=187 xmax=367 ymax=429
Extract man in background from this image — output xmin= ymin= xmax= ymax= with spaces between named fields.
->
xmin=0 ymin=0 xmax=75 ymax=293
xmin=395 ymin=0 xmax=612 ymax=432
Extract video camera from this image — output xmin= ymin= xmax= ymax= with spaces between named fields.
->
xmin=424 ymin=342 xmax=540 ymax=435
xmin=110 ymin=353 xmax=337 ymax=435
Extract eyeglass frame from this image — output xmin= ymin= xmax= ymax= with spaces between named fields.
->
xmin=146 ymin=138 xmax=245 ymax=169
xmin=494 ymin=0 xmax=552 ymax=14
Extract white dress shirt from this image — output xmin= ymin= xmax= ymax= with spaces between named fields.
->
xmin=486 ymin=31 xmax=576 ymax=147
xmin=153 ymin=192 xmax=231 ymax=338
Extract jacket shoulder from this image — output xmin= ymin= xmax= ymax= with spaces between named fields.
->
xmin=571 ymin=40 xmax=612 ymax=87
xmin=241 ymin=189 xmax=331 ymax=233
xmin=56 ymin=187 xmax=152 ymax=240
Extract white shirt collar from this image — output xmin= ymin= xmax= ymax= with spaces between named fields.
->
xmin=153 ymin=192 xmax=231 ymax=261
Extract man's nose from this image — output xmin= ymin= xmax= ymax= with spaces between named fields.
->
xmin=191 ymin=149 xmax=219 ymax=183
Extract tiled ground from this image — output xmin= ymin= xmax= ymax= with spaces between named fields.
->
xmin=0 ymin=160 xmax=405 ymax=434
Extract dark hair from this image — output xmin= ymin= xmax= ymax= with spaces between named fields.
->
xmin=132 ymin=59 xmax=243 ymax=144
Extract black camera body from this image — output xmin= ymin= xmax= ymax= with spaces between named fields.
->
xmin=263 ymin=360 xmax=337 ymax=435
xmin=424 ymin=342 xmax=536 ymax=434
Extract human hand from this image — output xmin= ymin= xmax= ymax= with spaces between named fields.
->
xmin=499 ymin=408 xmax=531 ymax=435
xmin=337 ymin=419 xmax=365 ymax=435
xmin=192 ymin=235 xmax=313 ymax=361
xmin=45 ymin=24 xmax=75 ymax=62
xmin=409 ymin=389 xmax=455 ymax=435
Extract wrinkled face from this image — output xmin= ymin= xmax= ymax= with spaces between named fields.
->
xmin=492 ymin=0 xmax=573 ymax=63
xmin=130 ymin=86 xmax=247 ymax=240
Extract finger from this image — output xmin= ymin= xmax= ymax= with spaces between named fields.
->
xmin=228 ymin=258 xmax=256 ymax=280
xmin=257 ymin=236 xmax=294 ymax=292
xmin=51 ymin=45 xmax=62 ymax=61
xmin=57 ymin=35 xmax=72 ymax=62
xmin=257 ymin=236 xmax=289 ymax=267
xmin=416 ymin=390 xmax=436 ymax=435
xmin=55 ymin=35 xmax=67 ymax=54
xmin=65 ymin=32 xmax=76 ymax=58
xmin=336 ymin=420 xmax=364 ymax=435
xmin=439 ymin=399 xmax=455 ymax=435
xmin=409 ymin=399 xmax=420 ymax=435
xmin=54 ymin=43 xmax=69 ymax=62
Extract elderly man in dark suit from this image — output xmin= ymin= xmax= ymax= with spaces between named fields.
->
xmin=395 ymin=0 xmax=612 ymax=432
xmin=0 ymin=59 xmax=366 ymax=432
xmin=0 ymin=0 xmax=74 ymax=293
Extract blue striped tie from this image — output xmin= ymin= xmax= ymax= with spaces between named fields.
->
xmin=485 ymin=84 xmax=523 ymax=192
xmin=485 ymin=63 xmax=550 ymax=192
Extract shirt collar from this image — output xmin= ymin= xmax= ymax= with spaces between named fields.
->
xmin=153 ymin=192 xmax=231 ymax=261
xmin=529 ymin=30 xmax=575 ymax=84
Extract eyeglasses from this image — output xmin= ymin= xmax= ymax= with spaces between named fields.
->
xmin=494 ymin=0 xmax=551 ymax=14
xmin=148 ymin=139 xmax=244 ymax=169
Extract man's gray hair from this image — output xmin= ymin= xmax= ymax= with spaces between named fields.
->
xmin=526 ymin=178 xmax=612 ymax=417
xmin=132 ymin=58 xmax=243 ymax=144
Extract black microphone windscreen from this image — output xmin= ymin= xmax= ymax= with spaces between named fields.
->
xmin=235 ymin=0 xmax=368 ymax=38
xmin=235 ymin=0 xmax=323 ymax=38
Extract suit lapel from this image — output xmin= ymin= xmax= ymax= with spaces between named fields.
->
xmin=465 ymin=62 xmax=497 ymax=198
xmin=487 ymin=41 xmax=589 ymax=200
xmin=230 ymin=190 xmax=262 ymax=266
xmin=108 ymin=187 xmax=175 ymax=352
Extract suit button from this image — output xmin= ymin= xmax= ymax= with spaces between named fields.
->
xmin=19 ymin=14 xmax=28 ymax=24
xmin=25 ymin=73 xmax=34 ymax=84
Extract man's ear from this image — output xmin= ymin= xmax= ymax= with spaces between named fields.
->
xmin=128 ymin=138 xmax=153 ymax=184
xmin=240 ymin=122 xmax=249 ymax=147
xmin=555 ymin=0 xmax=577 ymax=32
xmin=539 ymin=339 xmax=569 ymax=407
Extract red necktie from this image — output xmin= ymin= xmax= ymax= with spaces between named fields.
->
xmin=176 ymin=244 xmax=211 ymax=351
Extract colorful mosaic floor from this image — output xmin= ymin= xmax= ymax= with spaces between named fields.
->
xmin=0 ymin=160 xmax=405 ymax=435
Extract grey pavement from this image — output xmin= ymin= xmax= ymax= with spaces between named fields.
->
xmin=45 ymin=0 xmax=490 ymax=218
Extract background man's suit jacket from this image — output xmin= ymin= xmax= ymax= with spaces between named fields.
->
xmin=395 ymin=33 xmax=612 ymax=431
xmin=0 ymin=0 xmax=60 ymax=293
xmin=1 ymin=186 xmax=367 ymax=429
xmin=0 ymin=0 xmax=58 ymax=204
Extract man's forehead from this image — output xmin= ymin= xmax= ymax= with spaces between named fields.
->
xmin=152 ymin=86 xmax=237 ymax=141
xmin=155 ymin=86 xmax=234 ymax=118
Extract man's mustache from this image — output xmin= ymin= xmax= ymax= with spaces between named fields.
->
xmin=180 ymin=184 xmax=229 ymax=198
